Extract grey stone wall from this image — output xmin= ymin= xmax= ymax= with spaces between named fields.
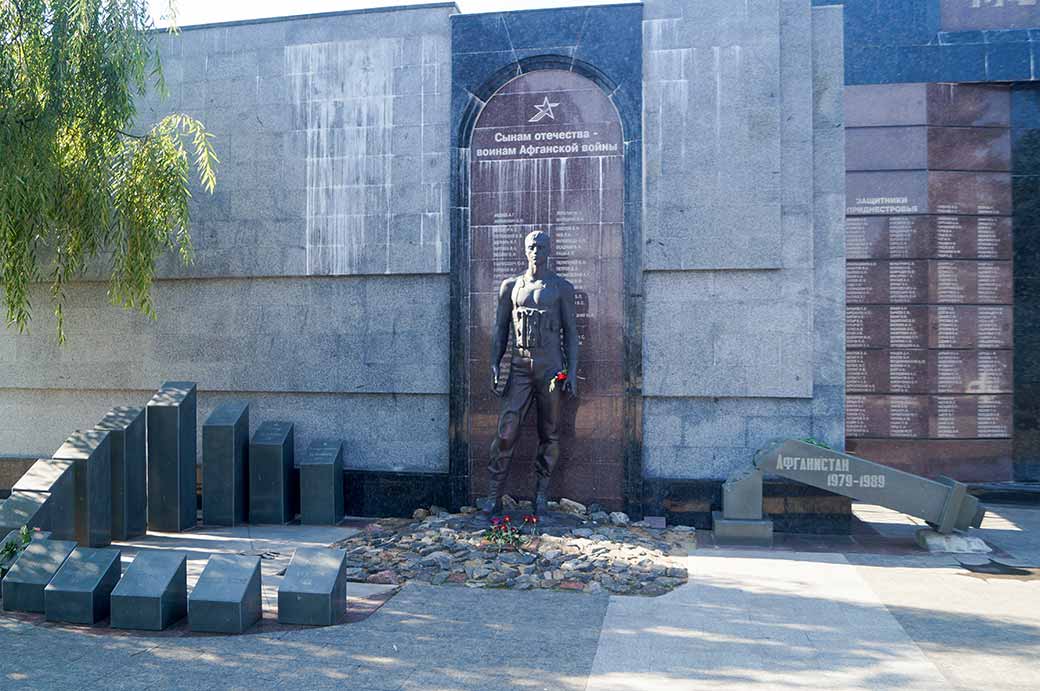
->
xmin=641 ymin=0 xmax=845 ymax=480
xmin=0 ymin=5 xmax=455 ymax=472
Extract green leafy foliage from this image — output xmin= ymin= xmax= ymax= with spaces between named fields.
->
xmin=0 ymin=0 xmax=216 ymax=342
xmin=800 ymin=437 xmax=833 ymax=450
xmin=0 ymin=525 xmax=31 ymax=575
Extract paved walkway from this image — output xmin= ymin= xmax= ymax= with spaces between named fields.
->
xmin=1 ymin=504 xmax=1039 ymax=689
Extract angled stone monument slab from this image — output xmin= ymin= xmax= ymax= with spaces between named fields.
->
xmin=147 ymin=382 xmax=198 ymax=532
xmin=0 ymin=491 xmax=51 ymax=536
xmin=202 ymin=402 xmax=250 ymax=526
xmin=1 ymin=539 xmax=77 ymax=613
xmin=249 ymin=422 xmax=295 ymax=524
xmin=277 ymin=548 xmax=347 ymax=626
xmin=12 ymin=459 xmax=76 ymax=541
xmin=756 ymin=439 xmax=986 ymax=534
xmin=44 ymin=546 xmax=122 ymax=624
xmin=110 ymin=550 xmax=188 ymax=630
xmin=98 ymin=407 xmax=147 ymax=540
xmin=188 ymin=554 xmax=262 ymax=634
xmin=300 ymin=440 xmax=344 ymax=526
xmin=54 ymin=430 xmax=112 ymax=547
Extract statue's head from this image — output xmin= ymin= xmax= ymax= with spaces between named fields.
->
xmin=524 ymin=230 xmax=550 ymax=270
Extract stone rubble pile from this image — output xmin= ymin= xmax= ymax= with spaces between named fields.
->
xmin=331 ymin=501 xmax=694 ymax=596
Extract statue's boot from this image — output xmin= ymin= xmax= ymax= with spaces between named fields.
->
xmin=534 ymin=476 xmax=550 ymax=516
xmin=480 ymin=479 xmax=504 ymax=518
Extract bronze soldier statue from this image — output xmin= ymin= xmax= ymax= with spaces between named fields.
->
xmin=484 ymin=230 xmax=579 ymax=517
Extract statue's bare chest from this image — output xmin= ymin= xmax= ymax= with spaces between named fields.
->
xmin=513 ymin=278 xmax=560 ymax=309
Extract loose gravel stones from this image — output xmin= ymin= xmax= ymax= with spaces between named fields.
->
xmin=331 ymin=508 xmax=694 ymax=597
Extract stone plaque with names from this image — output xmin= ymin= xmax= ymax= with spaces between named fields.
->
xmin=467 ymin=69 xmax=626 ymax=508
xmin=845 ymin=83 xmax=1013 ymax=480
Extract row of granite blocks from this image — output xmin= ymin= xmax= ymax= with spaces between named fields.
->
xmin=1 ymin=538 xmax=350 ymax=631
xmin=0 ymin=380 xmax=346 ymax=544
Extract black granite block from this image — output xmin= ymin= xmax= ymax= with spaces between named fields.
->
xmin=147 ymin=382 xmax=198 ymax=532
xmin=110 ymin=550 xmax=187 ymax=631
xmin=44 ymin=547 xmax=122 ymax=624
xmin=54 ymin=430 xmax=113 ymax=547
xmin=300 ymin=440 xmax=343 ymax=525
xmin=249 ymin=422 xmax=295 ymax=524
xmin=98 ymin=407 xmax=147 ymax=540
xmin=1 ymin=539 xmax=78 ymax=613
xmin=0 ymin=491 xmax=51 ymax=535
xmin=11 ymin=459 xmax=75 ymax=541
xmin=277 ymin=548 xmax=347 ymax=626
xmin=188 ymin=554 xmax=261 ymax=634
xmin=203 ymin=402 xmax=250 ymax=526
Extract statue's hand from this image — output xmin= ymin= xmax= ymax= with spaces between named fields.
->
xmin=563 ymin=376 xmax=578 ymax=398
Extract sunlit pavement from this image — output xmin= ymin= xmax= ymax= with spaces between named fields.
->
xmin=1 ymin=505 xmax=1038 ymax=690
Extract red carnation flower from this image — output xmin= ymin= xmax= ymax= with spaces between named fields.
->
xmin=555 ymin=370 xmax=568 ymax=382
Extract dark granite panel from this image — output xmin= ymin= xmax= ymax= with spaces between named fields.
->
xmin=344 ymin=470 xmax=450 ymax=517
xmin=451 ymin=4 xmax=641 ymax=513
xmin=44 ymin=546 xmax=121 ymax=625
xmin=451 ymin=13 xmax=510 ymax=54
xmin=202 ymin=402 xmax=249 ymax=527
xmin=1012 ymin=86 xmax=1040 ymax=129
xmin=300 ymin=440 xmax=344 ymax=525
xmin=277 ymin=547 xmax=347 ymax=626
xmin=502 ymin=7 xmax=587 ymax=50
xmin=110 ymin=550 xmax=188 ymax=631
xmin=846 ymin=214 xmax=1012 ymax=260
xmin=249 ymin=421 xmax=295 ymax=524
xmin=926 ymin=83 xmax=1011 ymax=128
xmin=1013 ymin=87 xmax=1040 ymax=481
xmin=1 ymin=539 xmax=77 ymax=613
xmin=97 ymin=406 xmax=146 ymax=541
xmin=54 ymin=430 xmax=112 ymax=548
xmin=11 ymin=459 xmax=75 ymax=541
xmin=986 ymin=41 xmax=1033 ymax=81
xmin=188 ymin=554 xmax=262 ymax=634
xmin=928 ymin=127 xmax=1011 ymax=172
xmin=0 ymin=491 xmax=51 ymax=535
xmin=929 ymin=304 xmax=1013 ymax=349
xmin=846 ymin=305 xmax=888 ymax=349
xmin=146 ymin=382 xmax=197 ymax=533
xmin=578 ymin=5 xmax=643 ymax=50
xmin=941 ymin=43 xmax=991 ymax=83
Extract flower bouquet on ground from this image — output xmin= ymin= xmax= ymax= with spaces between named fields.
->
xmin=483 ymin=514 xmax=540 ymax=552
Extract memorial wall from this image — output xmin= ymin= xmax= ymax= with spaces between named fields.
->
xmin=828 ymin=0 xmax=1040 ymax=481
xmin=1 ymin=1 xmax=850 ymax=521
xmin=844 ymin=84 xmax=1014 ymax=480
